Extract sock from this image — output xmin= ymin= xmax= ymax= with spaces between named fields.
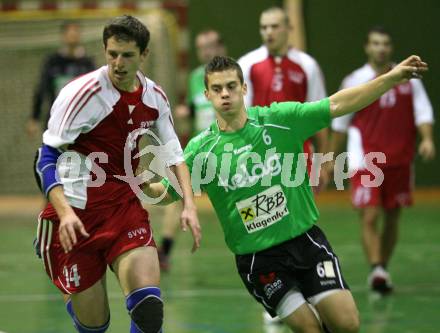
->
xmin=161 ymin=237 xmax=174 ymax=255
xmin=66 ymin=300 xmax=110 ymax=333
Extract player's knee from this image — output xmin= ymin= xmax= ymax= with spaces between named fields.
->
xmin=126 ymin=287 xmax=163 ymax=333
xmin=66 ymin=300 xmax=110 ymax=333
xmin=330 ymin=311 xmax=360 ymax=333
xmin=362 ymin=208 xmax=380 ymax=226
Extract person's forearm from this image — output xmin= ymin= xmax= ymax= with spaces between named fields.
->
xmin=48 ymin=186 xmax=75 ymax=219
xmin=417 ymin=123 xmax=433 ymax=141
xmin=170 ymin=163 xmax=195 ymax=208
xmin=329 ymin=73 xmax=395 ymax=118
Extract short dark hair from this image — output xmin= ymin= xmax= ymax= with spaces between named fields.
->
xmin=103 ymin=15 xmax=150 ymax=53
xmin=196 ymin=29 xmax=224 ymax=45
xmin=204 ymin=56 xmax=244 ymax=88
xmin=366 ymin=25 xmax=392 ymax=43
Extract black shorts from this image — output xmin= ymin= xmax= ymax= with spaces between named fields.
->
xmin=235 ymin=225 xmax=349 ymax=317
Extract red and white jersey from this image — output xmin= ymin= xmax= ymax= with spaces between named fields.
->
xmin=238 ymin=46 xmax=326 ymax=107
xmin=43 ymin=66 xmax=183 ymax=210
xmin=332 ymin=63 xmax=434 ymax=170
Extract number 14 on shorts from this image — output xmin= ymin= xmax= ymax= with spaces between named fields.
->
xmin=63 ymin=264 xmax=81 ymax=288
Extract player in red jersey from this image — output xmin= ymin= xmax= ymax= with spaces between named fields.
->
xmin=34 ymin=15 xmax=201 ymax=333
xmin=238 ymin=6 xmax=329 ymax=193
xmin=330 ymin=26 xmax=435 ymax=295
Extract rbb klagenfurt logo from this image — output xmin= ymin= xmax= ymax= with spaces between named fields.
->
xmin=236 ymin=185 xmax=289 ymax=233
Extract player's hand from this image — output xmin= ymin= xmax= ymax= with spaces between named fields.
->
xmin=418 ymin=138 xmax=436 ymax=161
xmin=180 ymin=203 xmax=201 ymax=253
xmin=387 ymin=55 xmax=428 ymax=85
xmin=26 ymin=119 xmax=41 ymax=139
xmin=58 ymin=212 xmax=89 ymax=253
xmin=174 ymin=104 xmax=191 ymax=119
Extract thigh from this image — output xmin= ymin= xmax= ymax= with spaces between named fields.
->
xmin=70 ymin=276 xmax=110 ymax=327
xmin=112 ymin=246 xmax=160 ymax=295
xmin=382 ymin=165 xmax=413 ymax=209
xmin=314 ymin=290 xmax=359 ymax=333
xmin=35 ymin=217 xmax=107 ymax=294
xmin=360 ymin=206 xmax=381 ymax=224
xmin=282 ymin=303 xmax=322 ymax=333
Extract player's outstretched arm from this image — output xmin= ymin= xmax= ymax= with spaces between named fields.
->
xmin=329 ymin=55 xmax=428 ymax=118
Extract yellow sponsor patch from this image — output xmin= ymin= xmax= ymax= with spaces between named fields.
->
xmin=240 ymin=207 xmax=256 ymax=222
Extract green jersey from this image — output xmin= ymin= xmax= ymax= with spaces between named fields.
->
xmin=164 ymin=98 xmax=331 ymax=254
xmin=188 ymin=66 xmax=216 ymax=133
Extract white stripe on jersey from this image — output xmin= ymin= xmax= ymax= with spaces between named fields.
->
xmin=62 ymin=82 xmax=101 ymax=133
xmin=57 ymin=78 xmax=99 ymax=135
xmin=249 ymin=122 xmax=291 ymax=131
xmin=57 ymin=276 xmax=72 ymax=295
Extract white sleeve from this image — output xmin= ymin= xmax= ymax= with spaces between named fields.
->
xmin=151 ymin=92 xmax=184 ymax=167
xmin=306 ymin=59 xmax=327 ymax=101
xmin=43 ymin=83 xmax=103 ymax=149
xmin=331 ymin=114 xmax=353 ymax=133
xmin=238 ymin=57 xmax=254 ymax=107
xmin=411 ymin=79 xmax=434 ymax=125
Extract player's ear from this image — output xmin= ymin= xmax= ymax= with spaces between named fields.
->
xmin=140 ymin=48 xmax=149 ymax=61
xmin=242 ymin=82 xmax=247 ymax=96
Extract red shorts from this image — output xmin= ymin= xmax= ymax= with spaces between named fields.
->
xmin=36 ymin=198 xmax=156 ymax=294
xmin=350 ymin=165 xmax=413 ymax=209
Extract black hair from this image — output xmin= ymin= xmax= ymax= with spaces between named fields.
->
xmin=103 ymin=15 xmax=150 ymax=53
xmin=196 ymin=29 xmax=224 ymax=45
xmin=365 ymin=25 xmax=393 ymax=43
xmin=204 ymin=56 xmax=244 ymax=88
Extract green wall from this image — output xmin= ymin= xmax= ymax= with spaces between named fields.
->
xmin=189 ymin=0 xmax=439 ymax=186
xmin=188 ymin=0 xmax=282 ymax=67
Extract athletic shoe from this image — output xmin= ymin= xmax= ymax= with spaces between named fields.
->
xmin=368 ymin=266 xmax=393 ymax=295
